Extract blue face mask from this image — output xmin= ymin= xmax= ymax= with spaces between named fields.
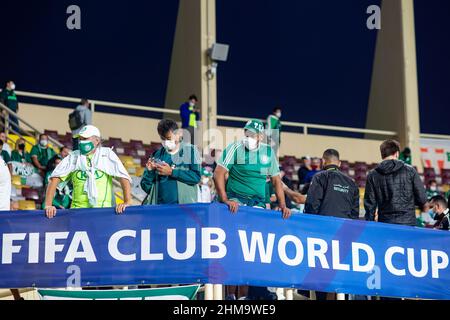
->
xmin=428 ymin=209 xmax=436 ymax=219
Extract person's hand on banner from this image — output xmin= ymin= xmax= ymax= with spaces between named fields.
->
xmin=225 ymin=200 xmax=239 ymax=213
xmin=278 ymin=205 xmax=291 ymax=219
xmin=45 ymin=206 xmax=57 ymax=219
xmin=116 ymin=202 xmax=132 ymax=214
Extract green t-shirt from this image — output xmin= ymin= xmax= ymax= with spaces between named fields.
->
xmin=30 ymin=145 xmax=56 ymax=167
xmin=59 ymin=154 xmax=113 ymax=209
xmin=11 ymin=150 xmax=31 ymax=163
xmin=218 ymin=141 xmax=280 ymax=201
xmin=0 ymin=150 xmax=11 ymax=163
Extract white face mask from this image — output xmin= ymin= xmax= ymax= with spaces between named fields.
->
xmin=40 ymin=140 xmax=48 ymax=147
xmin=189 ymin=101 xmax=195 ymax=107
xmin=202 ymin=177 xmax=209 ymax=185
xmin=430 ymin=186 xmax=437 ymax=191
xmin=244 ymin=136 xmax=259 ymax=151
xmin=10 ymin=84 xmax=16 ymax=90
xmin=275 ymin=112 xmax=281 ymax=118
xmin=162 ymin=139 xmax=177 ymax=151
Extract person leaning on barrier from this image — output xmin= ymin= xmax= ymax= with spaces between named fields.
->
xmin=44 ymin=125 xmax=132 ymax=218
xmin=304 ymin=149 xmax=360 ymax=219
xmin=364 ymin=139 xmax=427 ymax=226
xmin=214 ymin=119 xmax=291 ymax=218
xmin=303 ymin=149 xmax=359 ymax=301
xmin=140 ymin=119 xmax=201 ymax=205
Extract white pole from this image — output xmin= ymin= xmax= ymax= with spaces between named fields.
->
xmin=204 ymin=284 xmax=214 ymax=300
xmin=213 ymin=284 xmax=223 ymax=300
xmin=337 ymin=293 xmax=346 ymax=300
xmin=285 ymin=289 xmax=294 ymax=300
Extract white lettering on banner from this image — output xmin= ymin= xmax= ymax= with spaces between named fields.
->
xmin=141 ymin=230 xmax=164 ymax=261
xmin=201 ymin=228 xmax=227 ymax=259
xmin=108 ymin=230 xmax=136 ymax=262
xmin=332 ymin=240 xmax=350 ymax=271
xmin=2 ymin=233 xmax=26 ymax=264
xmin=407 ymin=249 xmax=428 ymax=278
xmin=64 ymin=232 xmax=97 ymax=263
xmin=167 ymin=228 xmax=196 ymax=260
xmin=278 ymin=235 xmax=304 ymax=266
xmin=28 ymin=233 xmax=40 ymax=263
xmin=385 ymin=247 xmax=406 ymax=276
xmin=431 ymin=250 xmax=449 ymax=279
xmin=307 ymin=238 xmax=330 ymax=269
xmin=238 ymin=231 xmax=275 ymax=264
xmin=45 ymin=232 xmax=70 ymax=263
xmin=0 ymin=228 xmax=448 ymax=281
xmin=352 ymin=242 xmax=375 ymax=272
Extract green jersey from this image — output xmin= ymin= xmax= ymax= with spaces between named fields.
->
xmin=0 ymin=150 xmax=11 ymax=163
xmin=218 ymin=140 xmax=280 ymax=202
xmin=60 ymin=154 xmax=113 ymax=209
xmin=11 ymin=150 xmax=31 ymax=163
xmin=30 ymin=145 xmax=56 ymax=167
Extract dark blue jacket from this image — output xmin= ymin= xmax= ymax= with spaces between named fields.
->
xmin=180 ymin=102 xmax=191 ymax=128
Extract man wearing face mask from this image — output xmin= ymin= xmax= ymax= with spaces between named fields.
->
xmin=44 ymin=125 xmax=132 ymax=218
xmin=215 ymin=119 xmax=291 ymax=218
xmin=0 ymin=81 xmax=20 ymax=133
xmin=426 ymin=180 xmax=440 ymax=200
xmin=179 ymin=94 xmax=200 ymax=145
xmin=30 ymin=134 xmax=56 ymax=176
xmin=430 ymin=195 xmax=449 ymax=231
xmin=140 ymin=119 xmax=202 ymax=205
xmin=266 ymin=107 xmax=282 ymax=155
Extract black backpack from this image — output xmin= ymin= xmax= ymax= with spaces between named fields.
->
xmin=68 ymin=109 xmax=84 ymax=131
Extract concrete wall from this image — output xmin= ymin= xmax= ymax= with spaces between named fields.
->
xmin=18 ymin=103 xmax=384 ymax=163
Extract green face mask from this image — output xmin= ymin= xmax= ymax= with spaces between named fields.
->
xmin=79 ymin=140 xmax=95 ymax=155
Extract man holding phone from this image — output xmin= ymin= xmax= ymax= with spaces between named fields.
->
xmin=140 ymin=119 xmax=201 ymax=205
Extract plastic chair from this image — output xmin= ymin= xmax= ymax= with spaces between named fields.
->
xmin=18 ymin=200 xmax=36 ymax=210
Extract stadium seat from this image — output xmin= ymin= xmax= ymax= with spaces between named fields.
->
xmin=11 ymin=175 xmax=23 ymax=187
xmin=18 ymin=200 xmax=36 ymax=210
xmin=119 ymin=155 xmax=135 ymax=167
xmin=21 ymin=188 xmax=41 ymax=201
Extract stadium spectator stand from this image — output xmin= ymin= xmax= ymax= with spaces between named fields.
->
xmin=2 ymin=129 xmax=448 ymax=215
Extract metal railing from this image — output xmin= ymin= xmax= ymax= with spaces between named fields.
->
xmin=2 ymin=90 xmax=449 ymax=140
xmin=217 ymin=115 xmax=398 ymax=137
xmin=14 ymin=90 xmax=400 ymax=138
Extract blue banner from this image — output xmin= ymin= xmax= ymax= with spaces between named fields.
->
xmin=0 ymin=203 xmax=449 ymax=299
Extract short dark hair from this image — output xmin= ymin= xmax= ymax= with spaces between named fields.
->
xmin=188 ymin=94 xmax=198 ymax=101
xmin=80 ymin=99 xmax=89 ymax=106
xmin=273 ymin=107 xmax=282 ymax=113
xmin=430 ymin=195 xmax=448 ymax=209
xmin=323 ymin=149 xmax=340 ymax=161
xmin=380 ymin=139 xmax=400 ymax=159
xmin=39 ymin=133 xmax=48 ymax=140
xmin=428 ymin=179 xmax=437 ymax=186
xmin=157 ymin=119 xmax=179 ymax=137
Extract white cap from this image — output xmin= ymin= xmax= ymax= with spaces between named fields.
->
xmin=75 ymin=125 xmax=101 ymax=138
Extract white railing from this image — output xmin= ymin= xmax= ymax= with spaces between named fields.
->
xmin=4 ymin=90 xmax=449 ymax=140
xmin=420 ymin=133 xmax=450 ymax=140
xmin=217 ymin=115 xmax=397 ymax=136
xmin=14 ymin=90 xmax=401 ymax=138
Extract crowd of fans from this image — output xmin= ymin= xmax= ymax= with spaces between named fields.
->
xmin=0 ymin=87 xmax=449 ymax=301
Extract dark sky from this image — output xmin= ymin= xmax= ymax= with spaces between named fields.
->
xmin=0 ymin=0 xmax=448 ymax=135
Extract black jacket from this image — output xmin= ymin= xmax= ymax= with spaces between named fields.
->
xmin=304 ymin=165 xmax=360 ymax=219
xmin=364 ymin=160 xmax=427 ymax=226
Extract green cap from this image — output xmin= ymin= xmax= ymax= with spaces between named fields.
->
xmin=244 ymin=119 xmax=265 ymax=134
